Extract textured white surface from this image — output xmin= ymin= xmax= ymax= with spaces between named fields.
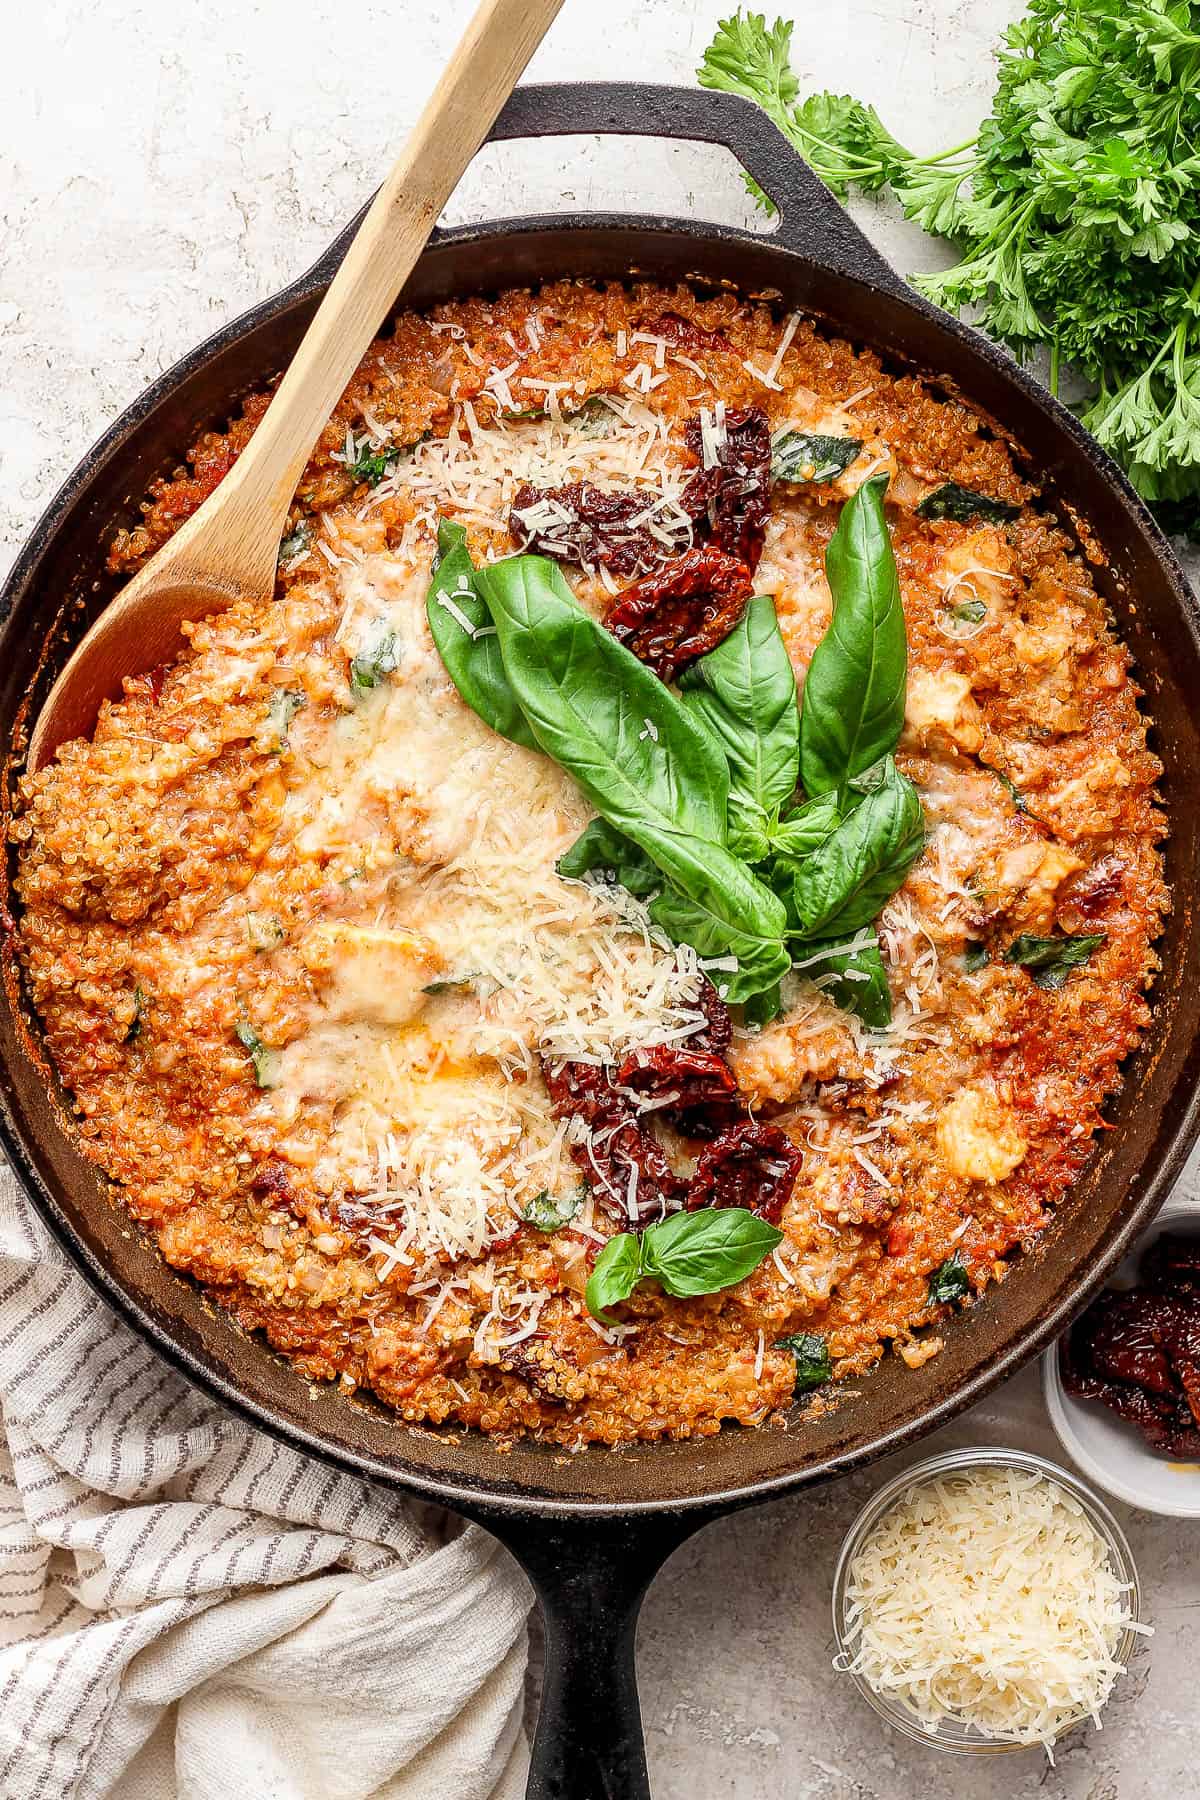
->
xmin=4 ymin=2 xmax=1199 ymax=1795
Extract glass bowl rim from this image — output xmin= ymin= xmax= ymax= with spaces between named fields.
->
xmin=829 ymin=1444 xmax=1144 ymax=1755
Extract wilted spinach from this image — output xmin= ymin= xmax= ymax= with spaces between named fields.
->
xmin=776 ymin=1331 xmax=832 ymax=1392
xmin=916 ymin=483 xmax=1019 ymax=524
xmin=1004 ymin=932 xmax=1105 ymax=989
xmin=771 ymin=431 xmax=862 ymax=485
xmin=928 ymin=1252 xmax=971 ymax=1305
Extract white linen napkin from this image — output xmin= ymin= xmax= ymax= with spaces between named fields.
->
xmin=0 ymin=1161 xmax=532 ymax=1800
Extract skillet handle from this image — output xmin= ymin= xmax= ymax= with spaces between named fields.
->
xmin=303 ymin=81 xmax=906 ymax=299
xmin=485 ymin=82 xmax=905 ymax=293
xmin=474 ymin=1507 xmax=714 ymax=1800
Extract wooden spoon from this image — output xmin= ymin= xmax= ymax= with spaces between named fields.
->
xmin=28 ymin=0 xmax=564 ymax=771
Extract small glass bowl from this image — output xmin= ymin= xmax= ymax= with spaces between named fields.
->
xmin=830 ymin=1445 xmax=1143 ymax=1755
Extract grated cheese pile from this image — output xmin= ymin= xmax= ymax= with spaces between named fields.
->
xmin=841 ymin=1467 xmax=1147 ymax=1753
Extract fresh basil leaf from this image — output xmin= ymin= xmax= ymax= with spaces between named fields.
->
xmin=478 ymin=552 xmax=730 ymax=840
xmin=769 ymin=793 xmax=842 ymax=862
xmin=235 ymin=1020 xmax=280 ymax=1089
xmin=963 ymin=939 xmax=989 ymax=973
xmin=557 ymin=818 xmax=661 ymax=899
xmin=798 ymin=934 xmax=892 ymax=1028
xmin=585 ymin=1233 xmax=644 ymax=1322
xmin=125 ymin=983 xmax=146 ymax=1044
xmin=771 ymin=431 xmax=863 ymax=485
xmin=789 ymin=757 xmax=924 ymax=938
xmin=264 ymin=688 xmax=304 ymax=750
xmin=521 ymin=1187 xmax=584 ymax=1233
xmin=928 ymin=1252 xmax=971 ymax=1305
xmin=1003 ymin=931 xmax=1105 ymax=989
xmin=916 ymin=482 xmax=1020 ymax=524
xmin=639 ymin=1207 xmax=783 ymax=1298
xmin=799 ymin=474 xmax=908 ymax=796
xmin=649 ymin=882 xmax=790 ymax=1004
xmin=776 ymin=1332 xmax=832 ymax=1392
xmin=741 ymin=981 xmax=784 ymax=1028
xmin=680 ymin=593 xmax=801 ymax=858
xmin=426 ymin=521 xmax=538 ymax=749
xmin=349 ymin=624 xmax=399 ymax=694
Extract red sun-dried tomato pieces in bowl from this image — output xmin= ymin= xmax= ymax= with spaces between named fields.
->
xmin=604 ymin=545 xmax=752 ymax=680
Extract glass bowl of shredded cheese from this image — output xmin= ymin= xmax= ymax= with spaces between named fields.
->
xmin=831 ymin=1447 xmax=1148 ymax=1755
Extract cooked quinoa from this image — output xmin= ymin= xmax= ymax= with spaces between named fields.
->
xmin=11 ymin=280 xmax=1167 ymax=1446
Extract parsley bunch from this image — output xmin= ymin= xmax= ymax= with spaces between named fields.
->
xmin=700 ymin=3 xmax=1200 ymax=536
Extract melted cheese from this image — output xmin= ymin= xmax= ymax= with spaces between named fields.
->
xmin=264 ymin=517 xmax=709 ymax=1266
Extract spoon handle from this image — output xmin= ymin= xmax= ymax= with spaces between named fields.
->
xmin=154 ymin=0 xmax=564 ymax=596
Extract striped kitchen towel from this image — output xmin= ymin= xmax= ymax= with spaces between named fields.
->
xmin=0 ymin=1161 xmax=532 ymax=1800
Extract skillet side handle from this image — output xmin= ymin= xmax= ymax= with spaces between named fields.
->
xmin=484 ymin=82 xmax=908 ymax=296
xmin=301 ymin=82 xmax=908 ymax=299
xmin=478 ymin=1509 xmax=712 ymax=1800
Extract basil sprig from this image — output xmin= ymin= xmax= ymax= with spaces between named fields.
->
xmin=799 ymin=473 xmax=908 ymax=798
xmin=796 ymin=934 xmax=892 ymax=1029
xmin=586 ymin=1207 xmax=783 ymax=1321
xmin=430 ymin=473 xmax=923 ymax=1021
xmin=787 ymin=758 xmax=924 ymax=938
xmin=556 ymin=818 xmax=661 ymax=898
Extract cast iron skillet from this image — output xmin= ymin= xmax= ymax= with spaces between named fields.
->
xmin=3 ymin=82 xmax=1200 ymax=1797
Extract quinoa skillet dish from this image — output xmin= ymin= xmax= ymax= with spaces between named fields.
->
xmin=11 ymin=281 xmax=1167 ymax=1449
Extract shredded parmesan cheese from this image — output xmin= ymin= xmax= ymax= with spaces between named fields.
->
xmin=840 ymin=1466 xmax=1147 ymax=1753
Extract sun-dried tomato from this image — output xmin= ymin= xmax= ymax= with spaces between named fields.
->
xmin=542 ymin=1059 xmax=686 ymax=1226
xmin=681 ymin=406 xmax=772 ymax=570
xmin=690 ymin=977 xmax=732 ymax=1055
xmin=509 ymin=481 xmax=691 ymax=577
xmin=643 ymin=311 xmax=731 ymax=355
xmin=688 ymin=1121 xmax=802 ymax=1225
xmin=616 ymin=1045 xmax=737 ymax=1108
xmin=604 ymin=546 xmax=752 ymax=680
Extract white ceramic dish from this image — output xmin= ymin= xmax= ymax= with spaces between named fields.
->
xmin=1043 ymin=1197 xmax=1200 ymax=1517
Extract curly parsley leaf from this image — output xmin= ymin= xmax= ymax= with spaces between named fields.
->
xmin=698 ymin=5 xmax=1200 ymax=530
